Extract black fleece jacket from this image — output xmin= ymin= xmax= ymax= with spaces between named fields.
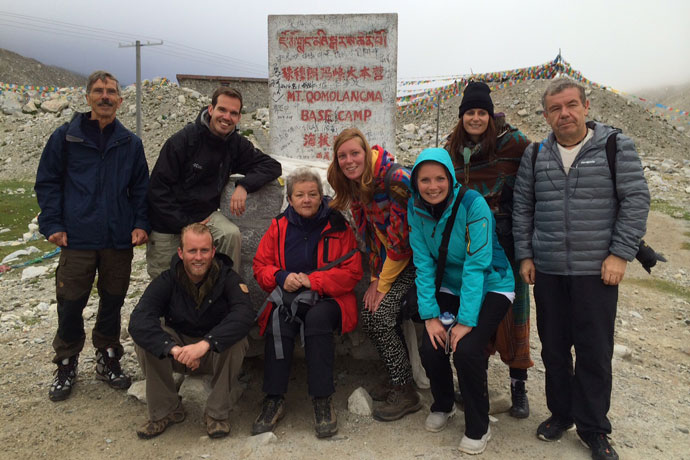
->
xmin=147 ymin=108 xmax=282 ymax=233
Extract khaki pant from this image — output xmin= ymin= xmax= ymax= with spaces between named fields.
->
xmin=146 ymin=211 xmax=241 ymax=279
xmin=134 ymin=325 xmax=248 ymax=421
xmin=52 ymin=247 xmax=133 ymax=363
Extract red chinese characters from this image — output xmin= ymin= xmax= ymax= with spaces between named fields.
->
xmin=281 ymin=66 xmax=384 ymax=82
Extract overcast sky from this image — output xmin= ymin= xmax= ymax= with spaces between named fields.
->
xmin=1 ymin=0 xmax=688 ymax=93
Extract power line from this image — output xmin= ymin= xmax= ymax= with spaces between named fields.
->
xmin=0 ymin=10 xmax=266 ymax=76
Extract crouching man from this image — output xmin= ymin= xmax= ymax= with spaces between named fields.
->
xmin=128 ymin=223 xmax=253 ymax=439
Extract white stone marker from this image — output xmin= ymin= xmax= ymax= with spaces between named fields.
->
xmin=268 ymin=14 xmax=398 ymax=161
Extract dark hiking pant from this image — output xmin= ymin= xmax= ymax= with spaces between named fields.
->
xmin=534 ymin=272 xmax=618 ymax=434
xmin=420 ymin=292 xmax=510 ymax=439
xmin=263 ymin=299 xmax=341 ymax=398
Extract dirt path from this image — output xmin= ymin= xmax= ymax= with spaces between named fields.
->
xmin=1 ymin=211 xmax=688 ymax=460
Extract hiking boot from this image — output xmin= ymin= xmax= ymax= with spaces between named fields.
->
xmin=205 ymin=413 xmax=230 ymax=439
xmin=251 ymin=396 xmax=285 ymax=435
xmin=537 ymin=415 xmax=575 ymax=442
xmin=136 ymin=403 xmax=186 ymax=439
xmin=48 ymin=355 xmax=78 ymax=402
xmin=372 ymin=382 xmax=422 ymax=422
xmin=368 ymin=379 xmax=394 ymax=402
xmin=578 ymin=431 xmax=619 ymax=460
xmin=313 ymin=396 xmax=337 ymax=438
xmin=95 ymin=347 xmax=131 ymax=390
xmin=509 ymin=380 xmax=529 ymax=419
xmin=424 ymin=406 xmax=456 ymax=432
xmin=458 ymin=426 xmax=491 ymax=455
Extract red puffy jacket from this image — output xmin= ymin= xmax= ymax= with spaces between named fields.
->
xmin=253 ymin=208 xmax=363 ymax=335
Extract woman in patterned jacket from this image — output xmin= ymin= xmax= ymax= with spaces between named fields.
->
xmin=327 ymin=127 xmax=421 ymax=422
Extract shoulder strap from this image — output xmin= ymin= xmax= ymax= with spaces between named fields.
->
xmin=312 ymin=248 xmax=358 ymax=273
xmin=435 ymin=186 xmax=468 ymax=293
xmin=383 ymin=162 xmax=402 ymax=197
xmin=605 ymin=132 xmax=617 ymax=185
xmin=530 ymin=141 xmax=543 ymax=173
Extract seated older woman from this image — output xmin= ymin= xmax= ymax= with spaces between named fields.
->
xmin=252 ymin=167 xmax=363 ymax=438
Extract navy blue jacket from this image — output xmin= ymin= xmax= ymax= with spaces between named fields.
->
xmin=35 ymin=112 xmax=150 ymax=249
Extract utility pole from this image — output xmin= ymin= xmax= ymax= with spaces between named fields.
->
xmin=118 ymin=40 xmax=163 ymax=137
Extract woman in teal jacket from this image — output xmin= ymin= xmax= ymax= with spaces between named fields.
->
xmin=408 ymin=148 xmax=514 ymax=455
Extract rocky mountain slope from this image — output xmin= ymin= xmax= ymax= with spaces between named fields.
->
xmin=0 ymin=48 xmax=85 ymax=87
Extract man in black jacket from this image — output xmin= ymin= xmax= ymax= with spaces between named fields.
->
xmin=146 ymin=87 xmax=282 ymax=278
xmin=129 ymin=224 xmax=254 ymax=439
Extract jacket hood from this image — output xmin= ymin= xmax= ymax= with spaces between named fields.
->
xmin=410 ymin=147 xmax=459 ymax=196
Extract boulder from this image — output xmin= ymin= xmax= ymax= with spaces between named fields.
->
xmin=347 ymin=387 xmax=373 ymax=416
xmin=41 ymin=98 xmax=69 ymax=113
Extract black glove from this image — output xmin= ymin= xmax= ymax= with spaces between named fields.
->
xmin=635 ymin=239 xmax=667 ymax=274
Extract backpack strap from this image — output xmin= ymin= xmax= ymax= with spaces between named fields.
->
xmin=530 ymin=141 xmax=543 ymax=173
xmin=605 ymin=132 xmax=617 ymax=195
xmin=435 ymin=186 xmax=468 ymax=294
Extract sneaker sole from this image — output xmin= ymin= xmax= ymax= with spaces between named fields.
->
xmin=537 ymin=424 xmax=575 ymax=442
xmin=424 ymin=407 xmax=457 ymax=432
xmin=458 ymin=430 xmax=492 ymax=455
xmin=372 ymin=401 xmax=423 ymax=422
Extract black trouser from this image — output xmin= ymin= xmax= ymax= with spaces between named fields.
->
xmin=534 ymin=272 xmax=618 ymax=434
xmin=420 ymin=292 xmax=510 ymax=439
xmin=52 ymin=248 xmax=133 ymax=363
xmin=263 ymin=299 xmax=341 ymax=398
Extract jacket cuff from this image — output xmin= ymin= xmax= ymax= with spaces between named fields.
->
xmin=204 ymin=334 xmax=221 ymax=353
xmin=275 ymin=270 xmax=289 ymax=289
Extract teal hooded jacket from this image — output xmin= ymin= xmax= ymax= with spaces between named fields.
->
xmin=408 ymin=148 xmax=514 ymax=326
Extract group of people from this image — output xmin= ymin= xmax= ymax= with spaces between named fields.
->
xmin=34 ymin=70 xmax=651 ymax=460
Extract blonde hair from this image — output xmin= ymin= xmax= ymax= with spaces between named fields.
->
xmin=179 ymin=223 xmax=213 ymax=250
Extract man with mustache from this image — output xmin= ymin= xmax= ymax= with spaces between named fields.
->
xmin=146 ymin=87 xmax=281 ymax=279
xmin=35 ymin=70 xmax=150 ymax=402
xmin=512 ymin=78 xmax=649 ymax=460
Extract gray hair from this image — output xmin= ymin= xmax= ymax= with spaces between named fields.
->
xmin=86 ymin=70 xmax=121 ymax=96
xmin=286 ymin=167 xmax=324 ymax=198
xmin=542 ymin=77 xmax=586 ymax=110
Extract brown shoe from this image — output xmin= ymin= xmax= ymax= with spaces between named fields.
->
xmin=252 ymin=396 xmax=286 ymax=435
xmin=136 ymin=403 xmax=186 ymax=439
xmin=206 ymin=413 xmax=230 ymax=438
xmin=367 ymin=379 xmax=394 ymax=402
xmin=313 ymin=396 xmax=337 ymax=438
xmin=373 ymin=382 xmax=422 ymax=422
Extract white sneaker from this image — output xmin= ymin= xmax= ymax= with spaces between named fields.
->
xmin=458 ymin=426 xmax=491 ymax=455
xmin=424 ymin=407 xmax=456 ymax=432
